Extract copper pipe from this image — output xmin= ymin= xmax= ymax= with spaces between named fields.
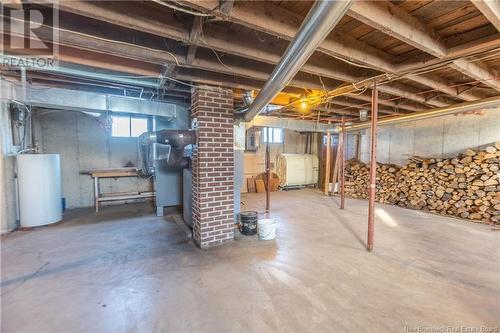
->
xmin=340 ymin=117 xmax=346 ymax=209
xmin=343 ymin=95 xmax=500 ymax=132
xmin=265 ymin=127 xmax=271 ymax=213
xmin=367 ymin=84 xmax=378 ymax=252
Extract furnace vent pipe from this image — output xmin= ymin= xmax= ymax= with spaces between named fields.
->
xmin=243 ymin=0 xmax=353 ymax=121
xmin=139 ymin=129 xmax=196 ymax=174
xmin=340 ymin=95 xmax=500 ymax=132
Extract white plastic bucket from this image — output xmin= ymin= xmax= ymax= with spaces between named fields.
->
xmin=258 ymin=218 xmax=277 ymax=240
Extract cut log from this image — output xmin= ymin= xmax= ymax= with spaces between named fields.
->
xmin=343 ymin=142 xmax=500 ymax=225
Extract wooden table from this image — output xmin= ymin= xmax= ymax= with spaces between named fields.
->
xmin=87 ymin=168 xmax=155 ymax=212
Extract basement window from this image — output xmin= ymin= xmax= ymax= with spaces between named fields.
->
xmin=111 ymin=116 xmax=148 ymax=138
xmin=323 ymin=134 xmax=339 ymax=146
xmin=262 ymin=127 xmax=284 ymax=144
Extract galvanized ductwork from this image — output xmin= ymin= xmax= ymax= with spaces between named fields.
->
xmin=139 ymin=129 xmax=196 ymax=174
xmin=243 ymin=0 xmax=353 ymax=121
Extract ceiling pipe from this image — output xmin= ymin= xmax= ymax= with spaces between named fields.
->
xmin=339 ymin=95 xmax=500 ymax=132
xmin=243 ymin=0 xmax=354 ymax=122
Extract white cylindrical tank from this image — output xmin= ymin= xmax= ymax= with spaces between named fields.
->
xmin=17 ymin=154 xmax=62 ymax=227
xmin=276 ymin=153 xmax=319 ymax=187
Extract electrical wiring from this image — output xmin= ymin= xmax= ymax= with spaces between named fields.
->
xmin=348 ymin=86 xmax=368 ymax=96
xmin=151 ymin=0 xmax=213 ymax=17
xmin=208 ymin=47 xmax=233 ymax=71
xmin=5 ymin=15 xmax=183 ymax=67
xmin=55 ymin=27 xmax=181 ymax=66
xmin=8 ymin=99 xmax=31 ymax=113
xmin=157 ymin=75 xmax=222 ymax=91
xmin=396 ymin=48 xmax=500 ymax=80
xmin=272 ymin=49 xmax=500 ymax=119
xmin=253 ymin=30 xmax=267 ymax=42
xmin=199 ymin=25 xmax=234 ymax=72
xmin=331 ymin=54 xmax=373 ymax=69
xmin=5 ymin=68 xmax=221 ymax=93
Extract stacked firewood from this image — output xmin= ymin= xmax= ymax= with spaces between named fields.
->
xmin=344 ymin=143 xmax=500 ymax=224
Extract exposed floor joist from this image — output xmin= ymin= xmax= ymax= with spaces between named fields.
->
xmin=53 ymin=1 xmax=452 ymax=109
xmin=173 ymin=0 xmax=490 ymax=101
xmin=5 ymin=0 xmax=499 ymax=122
xmin=10 ymin=18 xmax=424 ymax=116
xmin=473 ymin=0 xmax=500 ymax=32
xmin=186 ymin=16 xmax=203 ymax=64
xmin=348 ymin=0 xmax=500 ymax=93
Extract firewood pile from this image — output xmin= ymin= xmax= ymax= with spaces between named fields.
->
xmin=344 ymin=142 xmax=500 ymax=224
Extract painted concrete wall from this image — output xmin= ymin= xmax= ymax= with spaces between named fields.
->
xmin=1 ymin=79 xmax=20 ymax=233
xmin=0 ymin=101 xmax=18 ymax=233
xmin=349 ymin=109 xmax=500 ymax=166
xmin=242 ymin=129 xmax=309 ymax=192
xmin=37 ymin=111 xmax=152 ymax=209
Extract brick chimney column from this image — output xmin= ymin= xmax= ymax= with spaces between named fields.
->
xmin=191 ymin=86 xmax=235 ymax=248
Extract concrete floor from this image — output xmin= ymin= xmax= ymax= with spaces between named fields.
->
xmin=1 ymin=189 xmax=499 ymax=332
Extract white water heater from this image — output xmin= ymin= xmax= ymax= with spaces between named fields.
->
xmin=276 ymin=153 xmax=319 ymax=187
xmin=17 ymin=154 xmax=62 ymax=227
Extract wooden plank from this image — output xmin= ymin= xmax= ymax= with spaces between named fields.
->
xmin=437 ymin=14 xmax=491 ymax=37
xmin=97 ymin=193 xmax=155 ymax=202
xmin=349 ymin=0 xmax=448 ymax=58
xmin=48 ymin=2 xmax=448 ymax=109
xmin=247 ymin=177 xmax=256 ymax=193
xmin=349 ymin=0 xmax=500 ymax=93
xmin=472 ymin=0 xmax=500 ymax=32
xmin=40 ymin=27 xmax=428 ymax=112
xmin=255 ymin=179 xmax=266 ymax=193
xmin=91 ymin=171 xmax=138 ymax=178
xmin=186 ymin=16 xmax=203 ymax=64
xmin=331 ymin=133 xmax=343 ymax=193
xmin=174 ymin=0 xmax=478 ymax=102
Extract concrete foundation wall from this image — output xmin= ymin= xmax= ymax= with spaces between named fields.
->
xmin=350 ymin=109 xmax=500 ymax=166
xmin=37 ymin=111 xmax=152 ymax=209
xmin=0 ymin=101 xmax=18 ymax=233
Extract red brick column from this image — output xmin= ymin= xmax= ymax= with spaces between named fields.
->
xmin=191 ymin=86 xmax=234 ymax=248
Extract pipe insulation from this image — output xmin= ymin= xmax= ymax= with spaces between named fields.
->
xmin=243 ymin=0 xmax=353 ymax=121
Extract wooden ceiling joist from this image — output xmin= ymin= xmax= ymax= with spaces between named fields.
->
xmin=349 ymin=0 xmax=500 ymax=93
xmin=11 ymin=0 xmax=499 ymax=122
xmin=172 ymin=0 xmax=492 ymax=101
xmin=473 ymin=0 xmax=500 ymax=32
xmin=52 ymin=1 xmax=452 ymax=109
xmin=186 ymin=16 xmax=203 ymax=64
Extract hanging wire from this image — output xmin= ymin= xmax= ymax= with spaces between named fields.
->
xmin=54 ymin=26 xmax=181 ymax=66
xmin=151 ymin=0 xmax=213 ymax=17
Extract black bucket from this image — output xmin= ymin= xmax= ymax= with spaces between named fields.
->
xmin=239 ymin=211 xmax=258 ymax=236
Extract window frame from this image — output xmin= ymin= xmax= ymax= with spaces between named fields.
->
xmin=262 ymin=127 xmax=284 ymax=144
xmin=111 ymin=114 xmax=151 ymax=138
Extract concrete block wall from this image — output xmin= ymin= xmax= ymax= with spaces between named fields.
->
xmin=349 ymin=109 xmax=500 ymax=166
xmin=37 ymin=111 xmax=152 ymax=209
xmin=191 ymin=87 xmax=234 ymax=248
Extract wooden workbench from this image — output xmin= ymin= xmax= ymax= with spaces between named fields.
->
xmin=86 ymin=168 xmax=155 ymax=212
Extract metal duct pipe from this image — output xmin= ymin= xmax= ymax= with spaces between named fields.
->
xmin=139 ymin=129 xmax=196 ymax=174
xmin=243 ymin=0 xmax=353 ymax=121
xmin=340 ymin=95 xmax=500 ymax=132
xmin=242 ymin=91 xmax=254 ymax=106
